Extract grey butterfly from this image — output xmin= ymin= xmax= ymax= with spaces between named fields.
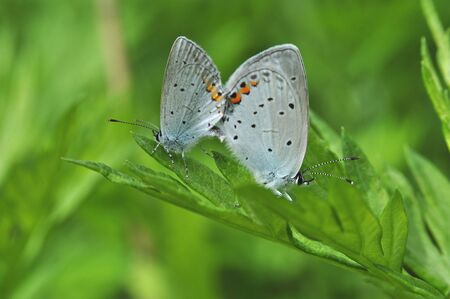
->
xmin=154 ymin=36 xmax=225 ymax=161
xmin=111 ymin=37 xmax=225 ymax=174
xmin=218 ymin=44 xmax=309 ymax=200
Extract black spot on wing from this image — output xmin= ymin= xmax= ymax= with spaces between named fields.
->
xmin=289 ymin=103 xmax=295 ymax=109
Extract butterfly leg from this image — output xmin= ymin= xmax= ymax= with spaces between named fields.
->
xmin=161 ymin=146 xmax=175 ymax=166
xmin=181 ymin=151 xmax=189 ymax=178
xmin=151 ymin=142 xmax=161 ymax=155
xmin=283 ymin=192 xmax=293 ymax=202
xmin=273 ymin=188 xmax=293 ymax=201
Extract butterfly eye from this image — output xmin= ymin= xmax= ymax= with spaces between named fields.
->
xmin=154 ymin=131 xmax=162 ymax=142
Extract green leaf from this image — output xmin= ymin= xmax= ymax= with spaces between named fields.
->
xmin=379 ymin=191 xmax=408 ymax=271
xmin=387 ymin=167 xmax=450 ymax=294
xmin=287 ymin=226 xmax=364 ymax=272
xmin=421 ymin=0 xmax=450 ymax=88
xmin=405 ymin=148 xmax=450 ymax=256
xmin=421 ymin=38 xmax=450 ymax=150
xmin=133 ymin=133 xmax=240 ymax=209
xmin=341 ymin=129 xmax=389 ymax=216
xmin=239 ymin=182 xmax=386 ymax=269
xmin=237 ymin=183 xmax=366 ymax=272
xmin=62 ymin=158 xmax=152 ymax=191
xmin=310 ymin=110 xmax=342 ymax=157
xmin=212 ymin=151 xmax=290 ymax=240
xmin=374 ymin=264 xmax=444 ymax=299
xmin=63 ymin=157 xmax=273 ymax=241
xmin=239 ymin=181 xmax=443 ymax=297
xmin=212 ymin=150 xmax=254 ymax=188
xmin=299 ymin=127 xmax=347 ymax=192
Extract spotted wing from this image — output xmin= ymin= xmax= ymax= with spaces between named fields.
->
xmin=220 ymin=45 xmax=308 ymax=187
xmin=160 ymin=36 xmax=224 ymax=150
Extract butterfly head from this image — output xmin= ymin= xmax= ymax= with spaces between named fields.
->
xmin=154 ymin=130 xmax=162 ymax=143
xmin=294 ymin=171 xmax=314 ymax=186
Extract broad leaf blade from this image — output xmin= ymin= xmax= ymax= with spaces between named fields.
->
xmin=327 ymin=182 xmax=384 ymax=267
xmin=421 ymin=38 xmax=450 ymax=150
xmin=375 ymin=264 xmax=444 ymax=299
xmin=342 ymin=129 xmax=389 ymax=216
xmin=405 ymin=148 xmax=450 ymax=257
xmin=212 ymin=151 xmax=290 ymax=240
xmin=387 ymin=168 xmax=450 ymax=294
xmin=62 ymin=158 xmax=152 ymax=191
xmin=287 ymin=226 xmax=363 ymax=272
xmin=239 ymin=182 xmax=385 ymax=270
xmin=133 ymin=133 xmax=240 ymax=209
xmin=64 ymin=158 xmax=273 ymax=242
xmin=379 ymin=191 xmax=408 ymax=271
xmin=237 ymin=183 xmax=365 ymax=272
xmin=212 ymin=150 xmax=254 ymax=188
xmin=310 ymin=111 xmax=342 ymax=156
xmin=421 ymin=0 xmax=450 ymax=88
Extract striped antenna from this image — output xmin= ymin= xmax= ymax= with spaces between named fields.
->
xmin=109 ymin=118 xmax=157 ymax=131
xmin=307 ymin=171 xmax=354 ymax=185
xmin=301 ymin=156 xmax=359 ymax=173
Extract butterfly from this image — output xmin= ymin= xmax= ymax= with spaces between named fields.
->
xmin=112 ymin=36 xmax=225 ymax=175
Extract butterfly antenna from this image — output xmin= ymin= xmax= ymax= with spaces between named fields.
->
xmin=135 ymin=119 xmax=159 ymax=131
xmin=109 ymin=118 xmax=155 ymax=131
xmin=302 ymin=156 xmax=359 ymax=173
xmin=307 ymin=171 xmax=355 ymax=185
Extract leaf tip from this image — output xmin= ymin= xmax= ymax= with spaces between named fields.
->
xmin=61 ymin=157 xmax=80 ymax=165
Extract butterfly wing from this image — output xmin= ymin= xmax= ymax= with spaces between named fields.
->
xmin=160 ymin=36 xmax=225 ymax=152
xmin=220 ymin=44 xmax=309 ymax=188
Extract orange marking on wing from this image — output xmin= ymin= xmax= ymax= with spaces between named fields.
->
xmin=211 ymin=91 xmax=223 ymax=102
xmin=212 ymin=94 xmax=223 ymax=102
xmin=230 ymin=92 xmax=241 ymax=104
xmin=250 ymin=80 xmax=259 ymax=87
xmin=240 ymin=86 xmax=251 ymax=95
xmin=206 ymin=83 xmax=214 ymax=92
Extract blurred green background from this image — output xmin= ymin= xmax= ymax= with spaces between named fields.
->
xmin=1 ymin=0 xmax=449 ymax=298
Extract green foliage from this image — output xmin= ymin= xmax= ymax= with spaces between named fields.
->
xmin=421 ymin=0 xmax=450 ymax=150
xmin=67 ymin=122 xmax=447 ymax=298
xmin=2 ymin=0 xmax=450 ymax=298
